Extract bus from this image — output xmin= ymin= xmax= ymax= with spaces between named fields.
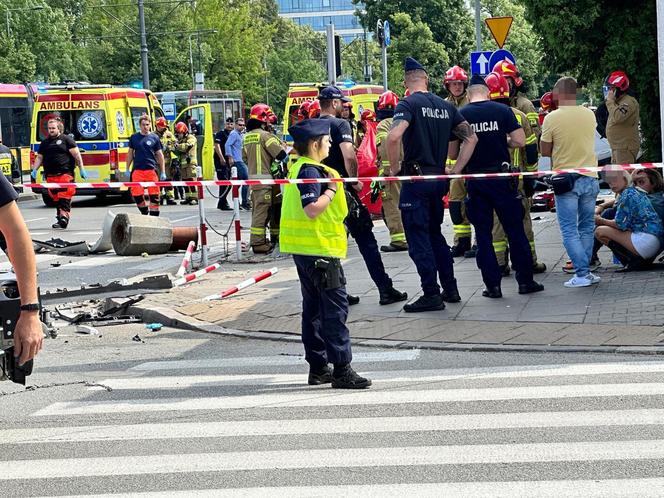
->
xmin=0 ymin=83 xmax=32 ymax=180
xmin=155 ymin=90 xmax=244 ymax=133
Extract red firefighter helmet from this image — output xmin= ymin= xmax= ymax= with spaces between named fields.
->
xmin=155 ymin=117 xmax=168 ymax=129
xmin=444 ymin=65 xmax=469 ymax=85
xmin=404 ymin=88 xmax=411 ymax=97
xmin=361 ymin=108 xmax=376 ymax=122
xmin=485 ymin=71 xmax=510 ymax=100
xmin=540 ymin=91 xmax=553 ymax=112
xmin=492 ymin=59 xmax=523 ymax=87
xmin=377 ymin=90 xmax=399 ymax=110
xmin=607 ymin=70 xmax=629 ymax=91
xmin=297 ymin=101 xmax=312 ymax=121
xmin=308 ymin=99 xmax=321 ymax=119
xmin=174 ymin=122 xmax=189 ymax=134
xmin=249 ymin=103 xmax=271 ymax=123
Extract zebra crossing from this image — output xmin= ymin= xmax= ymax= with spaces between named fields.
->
xmin=3 ymin=351 xmax=664 ymax=496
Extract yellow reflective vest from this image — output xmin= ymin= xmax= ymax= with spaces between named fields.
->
xmin=280 ymin=156 xmax=349 ymax=258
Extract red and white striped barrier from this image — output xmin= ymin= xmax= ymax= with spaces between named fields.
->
xmin=23 ymin=163 xmax=662 ymax=190
xmin=173 ymin=262 xmax=221 ymax=287
xmin=175 ymin=241 xmax=196 ymax=278
xmin=203 ymin=267 xmax=279 ymax=301
xmin=231 ymin=165 xmax=242 ymax=261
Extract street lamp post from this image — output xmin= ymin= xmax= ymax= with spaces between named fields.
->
xmin=5 ymin=5 xmax=45 ymax=37
xmin=188 ymin=29 xmax=218 ymax=90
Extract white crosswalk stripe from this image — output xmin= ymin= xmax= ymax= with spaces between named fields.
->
xmin=5 ymin=354 xmax=664 ymax=496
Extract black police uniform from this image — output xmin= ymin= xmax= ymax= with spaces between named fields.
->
xmin=214 ymin=121 xmax=233 ymax=208
xmin=0 ymin=174 xmax=19 ymax=253
xmin=318 ymin=90 xmax=405 ymax=305
xmin=395 ymin=65 xmax=461 ymax=306
xmin=459 ymin=99 xmax=539 ymax=294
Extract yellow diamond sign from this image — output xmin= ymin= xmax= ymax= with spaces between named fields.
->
xmin=485 ymin=16 xmax=513 ymax=49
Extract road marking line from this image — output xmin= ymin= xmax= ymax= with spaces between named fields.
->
xmin=99 ymin=361 xmax=664 ymax=389
xmin=6 ymin=440 xmax=664 ymax=480
xmin=51 ymin=478 xmax=664 ymax=498
xmin=6 ymin=409 xmax=664 ymax=444
xmin=129 ymin=351 xmax=421 ymax=371
xmin=31 ymin=382 xmax=664 ymax=416
xmin=24 ymin=217 xmax=46 ymax=223
xmin=171 ymin=215 xmax=199 ymax=223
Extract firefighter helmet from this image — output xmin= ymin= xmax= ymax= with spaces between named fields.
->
xmin=492 ymin=59 xmax=523 ymax=87
xmin=174 ymin=122 xmax=189 ymax=134
xmin=444 ymin=65 xmax=469 ymax=85
xmin=361 ymin=108 xmax=376 ymax=122
xmin=607 ymin=70 xmax=629 ymax=91
xmin=485 ymin=71 xmax=510 ymax=100
xmin=249 ymin=103 xmax=271 ymax=123
xmin=308 ymin=99 xmax=321 ymax=119
xmin=155 ymin=117 xmax=168 ymax=129
xmin=297 ymin=101 xmax=312 ymax=121
xmin=540 ymin=91 xmax=553 ymax=112
xmin=377 ymin=91 xmax=399 ymax=110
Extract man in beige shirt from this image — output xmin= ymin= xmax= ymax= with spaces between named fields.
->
xmin=541 ymin=76 xmax=600 ymax=288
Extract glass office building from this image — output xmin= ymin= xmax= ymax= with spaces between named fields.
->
xmin=278 ymin=0 xmax=364 ymax=41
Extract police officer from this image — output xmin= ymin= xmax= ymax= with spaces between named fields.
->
xmin=0 ymin=173 xmax=43 ymax=367
xmin=387 ymin=57 xmax=478 ymax=312
xmin=155 ymin=117 xmax=177 ymax=205
xmin=174 ymin=122 xmax=199 ymax=205
xmin=243 ymin=103 xmax=288 ymax=254
xmin=485 ymin=71 xmax=546 ymax=276
xmin=448 ymin=74 xmax=544 ymax=298
xmin=444 ymin=65 xmax=475 ymax=258
xmin=31 ymin=118 xmax=88 ymax=229
xmin=375 ymin=90 xmax=407 ymax=252
xmin=280 ymin=118 xmax=371 ymax=389
xmin=317 ymin=85 xmax=407 ymax=306
xmin=214 ymin=117 xmax=234 ymax=210
xmin=493 ymin=60 xmax=541 ymax=138
xmin=605 ymin=71 xmax=640 ymax=164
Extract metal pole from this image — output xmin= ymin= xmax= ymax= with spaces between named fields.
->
xmin=474 ymin=0 xmax=482 ymax=51
xmin=188 ymin=35 xmax=195 ymax=90
xmin=196 ymin=165 xmax=208 ymax=266
xmin=138 ymin=0 xmax=150 ymax=89
xmin=657 ymin=0 xmax=664 ymax=161
xmin=381 ymin=44 xmax=388 ymax=91
xmin=5 ymin=11 xmax=10 ymax=37
xmin=326 ymin=23 xmax=336 ymax=85
xmin=363 ymin=29 xmax=370 ymax=83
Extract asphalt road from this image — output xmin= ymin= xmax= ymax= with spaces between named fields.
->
xmin=2 ymin=326 xmax=664 ymax=496
xmin=9 ymin=191 xmax=252 ymax=291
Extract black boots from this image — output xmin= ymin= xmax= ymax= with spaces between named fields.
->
xmin=450 ymin=237 xmax=471 ymax=257
xmin=308 ymin=365 xmax=333 ymax=385
xmin=403 ymin=294 xmax=445 ymax=312
xmin=331 ymin=364 xmax=372 ymax=389
xmin=608 ymin=240 xmax=649 ymax=272
xmin=379 ymin=286 xmax=408 ymax=305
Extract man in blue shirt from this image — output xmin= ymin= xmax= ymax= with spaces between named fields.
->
xmin=387 ymin=57 xmax=477 ymax=312
xmin=126 ymin=115 xmax=166 ymax=216
xmin=448 ymin=74 xmax=544 ymax=298
xmin=225 ymin=118 xmax=249 ymax=209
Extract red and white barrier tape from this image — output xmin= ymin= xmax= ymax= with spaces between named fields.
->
xmin=23 ymin=163 xmax=661 ymax=190
xmin=203 ymin=267 xmax=279 ymax=301
xmin=175 ymin=241 xmax=196 ymax=278
xmin=173 ymin=262 xmax=221 ymax=287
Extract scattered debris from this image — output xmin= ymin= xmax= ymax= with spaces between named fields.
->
xmin=75 ymin=325 xmax=99 ymax=335
xmin=41 ymin=275 xmax=171 ymax=304
xmin=50 ymin=262 xmax=61 ymax=268
xmin=89 ymin=210 xmax=116 ymax=254
xmin=145 ymin=323 xmax=163 ymax=331
xmin=132 ymin=334 xmax=143 ymax=343
xmin=33 ymin=238 xmax=89 ymax=256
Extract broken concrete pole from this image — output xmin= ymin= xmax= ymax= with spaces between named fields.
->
xmin=111 ymin=213 xmax=173 ymax=256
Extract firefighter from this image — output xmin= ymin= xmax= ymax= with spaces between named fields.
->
xmin=355 ymin=108 xmax=376 ymax=147
xmin=308 ymin=99 xmax=321 ymax=119
xmin=243 ymin=103 xmax=289 ymax=254
xmin=605 ymin=70 xmax=640 ymax=164
xmin=31 ymin=118 xmax=87 ymax=229
xmin=375 ymin=90 xmax=407 ymax=252
xmin=174 ymin=122 xmax=199 ymax=205
xmin=493 ymin=59 xmax=541 ymax=138
xmin=297 ymin=101 xmax=312 ymax=122
xmin=341 ymin=101 xmax=357 ymax=144
xmin=538 ymin=91 xmax=554 ymax=126
xmin=444 ymin=65 xmax=474 ymax=257
xmin=485 ymin=71 xmax=546 ymax=276
xmin=155 ymin=117 xmax=177 ymax=205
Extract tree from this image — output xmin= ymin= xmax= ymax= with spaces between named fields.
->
xmin=519 ymin=0 xmax=660 ymax=160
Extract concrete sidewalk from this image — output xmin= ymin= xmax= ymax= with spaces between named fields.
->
xmin=132 ymin=210 xmax=664 ymax=354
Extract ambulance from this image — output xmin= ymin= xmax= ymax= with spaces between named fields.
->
xmin=281 ymin=82 xmax=384 ymax=143
xmin=29 ymin=84 xmax=202 ymax=206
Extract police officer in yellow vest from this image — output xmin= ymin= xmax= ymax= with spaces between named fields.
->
xmin=485 ymin=71 xmax=546 ymax=276
xmin=375 ymin=90 xmax=407 ymax=252
xmin=243 ymin=103 xmax=289 ymax=254
xmin=605 ymin=71 xmax=640 ymax=163
xmin=281 ymin=118 xmax=371 ymax=389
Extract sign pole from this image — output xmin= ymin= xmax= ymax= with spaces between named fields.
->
xmin=474 ymin=0 xmax=482 ymax=51
xmin=326 ymin=23 xmax=337 ymax=85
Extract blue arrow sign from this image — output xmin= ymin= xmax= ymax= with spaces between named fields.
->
xmin=488 ymin=49 xmax=517 ymax=74
xmin=383 ymin=20 xmax=391 ymax=47
xmin=470 ymin=51 xmax=493 ymax=75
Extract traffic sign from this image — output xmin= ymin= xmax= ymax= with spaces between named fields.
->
xmin=383 ymin=20 xmax=391 ymax=47
xmin=470 ymin=51 xmax=493 ymax=75
xmin=488 ymin=49 xmax=517 ymax=74
xmin=485 ymin=16 xmax=513 ymax=49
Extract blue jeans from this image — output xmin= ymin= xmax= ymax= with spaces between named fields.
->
xmin=555 ymin=176 xmax=599 ymax=277
xmin=234 ymin=160 xmax=249 ymax=206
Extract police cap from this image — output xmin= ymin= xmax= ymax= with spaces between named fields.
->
xmin=404 ymin=57 xmax=427 ymax=73
xmin=318 ymin=85 xmax=351 ymax=102
xmin=288 ymin=119 xmax=331 ymax=143
xmin=469 ymin=74 xmax=488 ymax=87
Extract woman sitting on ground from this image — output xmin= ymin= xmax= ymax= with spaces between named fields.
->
xmin=632 ymin=168 xmax=664 ymax=220
xmin=594 ymin=167 xmax=664 ymax=271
